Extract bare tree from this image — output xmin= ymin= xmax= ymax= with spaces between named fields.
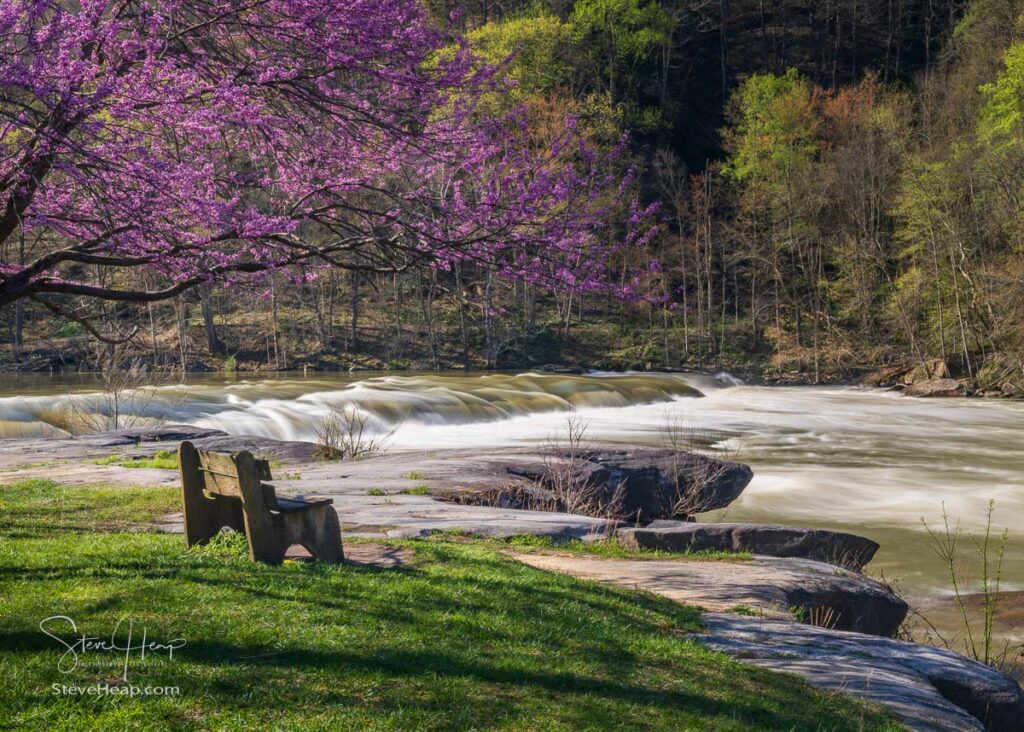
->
xmin=313 ymin=402 xmax=398 ymax=461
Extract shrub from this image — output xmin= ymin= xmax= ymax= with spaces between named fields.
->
xmin=313 ymin=402 xmax=397 ymax=461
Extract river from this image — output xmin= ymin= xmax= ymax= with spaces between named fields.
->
xmin=1 ymin=370 xmax=1022 ymax=647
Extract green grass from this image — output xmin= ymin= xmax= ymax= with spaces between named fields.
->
xmin=0 ymin=480 xmax=897 ymax=731
xmin=405 ymin=471 xmax=426 ymax=480
xmin=91 ymin=450 xmax=282 ymax=472
xmin=402 ymin=485 xmax=431 ymax=496
xmin=497 ymin=534 xmax=753 ymax=562
xmin=367 ymin=488 xmax=387 ymax=496
xmin=255 ymin=454 xmax=285 ymax=469
xmin=0 ymin=460 xmax=59 ymax=473
xmin=730 ymin=605 xmax=762 ymax=617
xmin=93 ymin=449 xmax=179 ymax=470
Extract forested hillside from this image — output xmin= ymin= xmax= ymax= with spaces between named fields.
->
xmin=4 ymin=0 xmax=1022 ymax=394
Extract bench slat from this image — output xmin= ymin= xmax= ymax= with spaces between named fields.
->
xmin=199 ymin=468 xmax=244 ymax=498
xmin=272 ymin=495 xmax=333 ymax=513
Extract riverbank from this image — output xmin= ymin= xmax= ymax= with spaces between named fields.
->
xmin=2 ymin=426 xmax=1022 ymax=728
xmin=2 ymin=374 xmax=1022 ymax=608
xmin=4 ymin=312 xmax=1022 ymax=399
xmin=3 ymin=479 xmax=901 ymax=731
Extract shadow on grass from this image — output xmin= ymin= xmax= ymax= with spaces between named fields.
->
xmin=0 ymin=628 xmax=836 ymax=731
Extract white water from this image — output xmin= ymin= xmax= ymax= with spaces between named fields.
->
xmin=1 ymin=371 xmax=1022 ymax=605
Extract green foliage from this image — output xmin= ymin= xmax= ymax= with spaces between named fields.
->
xmin=403 ymin=485 xmax=431 ymax=495
xmin=254 ymin=453 xmax=284 ymax=469
xmin=976 ymin=41 xmax=1024 ymax=247
xmin=53 ymin=320 xmax=83 ymax=338
xmin=0 ymin=481 xmax=179 ymax=536
xmin=223 ymin=354 xmax=238 ymax=373
xmin=0 ymin=483 xmax=896 ymax=730
xmin=634 ymin=104 xmax=668 ymax=132
xmin=571 ymin=0 xmax=672 ymax=63
xmin=467 ymin=12 xmax=574 ymax=100
xmin=367 ymin=488 xmax=387 ymax=496
xmin=93 ymin=449 xmax=179 ymax=470
xmin=189 ymin=528 xmax=251 ymax=563
xmin=724 ymin=69 xmax=819 ymax=185
xmin=893 ymin=158 xmax=954 ymax=255
xmin=0 ymin=477 xmax=57 ymax=492
xmin=569 ymin=0 xmax=672 ymax=130
xmin=979 ymin=43 xmax=1024 ymax=142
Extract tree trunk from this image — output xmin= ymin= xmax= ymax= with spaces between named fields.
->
xmin=199 ymin=283 xmax=223 ymax=355
xmin=350 ymin=270 xmax=360 ymax=350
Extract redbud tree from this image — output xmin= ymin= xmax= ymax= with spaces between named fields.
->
xmin=0 ymin=0 xmax=654 ymax=329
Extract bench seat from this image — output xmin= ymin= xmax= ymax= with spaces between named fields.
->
xmin=270 ymin=493 xmax=333 ymax=513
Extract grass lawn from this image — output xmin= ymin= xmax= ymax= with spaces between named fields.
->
xmin=0 ymin=479 xmax=898 ymax=731
xmin=492 ymin=534 xmax=753 ymax=562
xmin=92 ymin=449 xmax=180 ymax=470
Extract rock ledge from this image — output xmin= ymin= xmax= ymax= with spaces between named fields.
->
xmin=617 ymin=521 xmax=879 ymax=570
xmin=700 ymin=613 xmax=1024 ymax=732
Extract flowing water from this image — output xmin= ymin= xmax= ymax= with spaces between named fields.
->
xmin=1 ymin=370 xmax=1022 ymax=643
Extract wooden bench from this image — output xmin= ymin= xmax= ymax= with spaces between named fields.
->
xmin=178 ymin=441 xmax=343 ymax=564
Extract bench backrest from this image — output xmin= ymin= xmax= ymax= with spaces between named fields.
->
xmin=180 ymin=442 xmax=276 ymax=509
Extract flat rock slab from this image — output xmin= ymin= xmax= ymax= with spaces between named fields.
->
xmin=331 ymin=493 xmax=611 ymax=539
xmin=699 ymin=613 xmax=1024 ymax=732
xmin=512 ymin=553 xmax=907 ymax=637
xmin=0 ymin=433 xmax=616 ymax=539
xmin=617 ymin=521 xmax=879 ymax=570
xmin=1 ymin=429 xmax=752 ymax=522
xmin=154 ymin=497 xmax=611 ymax=541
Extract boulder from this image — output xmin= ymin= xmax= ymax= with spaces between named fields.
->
xmin=905 ymin=377 xmax=970 ymax=398
xmin=505 ymin=448 xmax=753 ymax=522
xmin=903 ymin=358 xmax=952 ymax=384
xmin=617 ymin=521 xmax=879 ymax=570
xmin=188 ymin=434 xmax=316 ymax=462
xmin=534 ymin=364 xmax=586 ymax=374
xmin=700 ymin=613 xmax=1024 ymax=732
xmin=860 ymin=365 xmax=907 ymax=388
xmin=81 ymin=425 xmax=227 ymax=447
xmin=76 ymin=426 xmax=316 ymax=461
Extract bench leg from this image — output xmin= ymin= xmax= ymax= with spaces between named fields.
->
xmin=246 ymin=531 xmax=287 ymax=564
xmin=302 ymin=508 xmax=344 ymax=563
xmin=239 ymin=504 xmax=286 ymax=564
xmin=180 ymin=442 xmax=243 ymax=546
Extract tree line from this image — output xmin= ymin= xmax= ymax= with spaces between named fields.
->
xmin=3 ymin=0 xmax=1022 ymax=394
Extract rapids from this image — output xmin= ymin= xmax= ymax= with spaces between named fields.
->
xmin=1 ymin=370 xmax=1022 ymax=628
